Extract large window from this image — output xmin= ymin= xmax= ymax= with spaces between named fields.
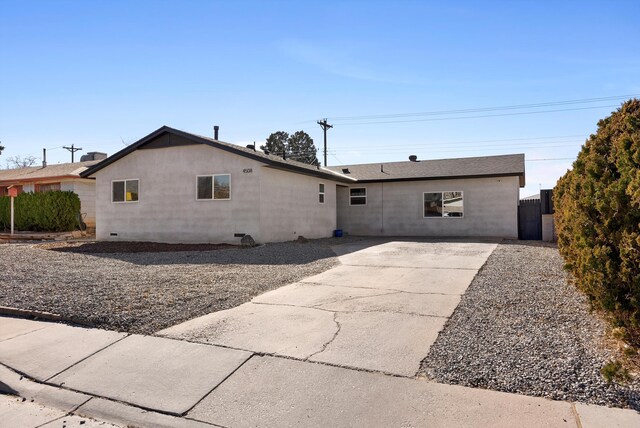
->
xmin=197 ymin=174 xmax=231 ymax=200
xmin=350 ymin=188 xmax=366 ymax=205
xmin=112 ymin=179 xmax=139 ymax=203
xmin=318 ymin=183 xmax=325 ymax=204
xmin=36 ymin=182 xmax=61 ymax=192
xmin=424 ymin=191 xmax=463 ymax=218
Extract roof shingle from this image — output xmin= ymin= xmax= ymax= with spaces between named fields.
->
xmin=326 ymin=154 xmax=525 ymax=186
xmin=0 ymin=160 xmax=100 ymax=183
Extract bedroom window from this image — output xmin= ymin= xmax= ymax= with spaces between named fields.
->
xmin=424 ymin=191 xmax=463 ymax=218
xmin=350 ymin=188 xmax=367 ymax=205
xmin=197 ymin=174 xmax=231 ymax=200
xmin=112 ymin=179 xmax=139 ymax=203
xmin=36 ymin=182 xmax=61 ymax=192
xmin=319 ymin=183 xmax=325 ymax=203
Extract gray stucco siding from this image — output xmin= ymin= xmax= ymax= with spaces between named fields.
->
xmin=336 ymin=176 xmax=519 ymax=238
xmin=94 ymin=145 xmax=265 ymax=244
xmin=259 ymin=167 xmax=340 ymax=242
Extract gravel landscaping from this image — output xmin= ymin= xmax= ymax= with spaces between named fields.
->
xmin=419 ymin=240 xmax=640 ymax=409
xmin=0 ymin=238 xmax=357 ymax=334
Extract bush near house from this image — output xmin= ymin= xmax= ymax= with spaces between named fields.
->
xmin=555 ymin=99 xmax=640 ymax=344
xmin=0 ymin=191 xmax=81 ymax=232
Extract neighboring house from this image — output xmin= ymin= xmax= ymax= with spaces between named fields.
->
xmin=0 ymin=159 xmax=103 ymax=228
xmin=81 ymin=126 xmax=526 ymax=244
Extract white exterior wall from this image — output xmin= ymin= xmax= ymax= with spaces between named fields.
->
xmin=69 ymin=180 xmax=97 ymax=227
xmin=93 ymin=145 xmax=265 ymax=244
xmin=259 ymin=167 xmax=340 ymax=242
xmin=337 ymin=176 xmax=520 ymax=238
xmin=542 ymin=214 xmax=556 ymax=242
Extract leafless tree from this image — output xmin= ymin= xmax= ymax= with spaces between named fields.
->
xmin=6 ymin=155 xmax=37 ymax=169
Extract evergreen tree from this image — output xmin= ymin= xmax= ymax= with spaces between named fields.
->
xmin=261 ymin=130 xmax=320 ymax=166
xmin=260 ymin=131 xmax=288 ymax=155
xmin=288 ymin=130 xmax=319 ymax=166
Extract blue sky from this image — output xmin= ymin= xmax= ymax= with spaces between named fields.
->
xmin=1 ymin=0 xmax=639 ymax=197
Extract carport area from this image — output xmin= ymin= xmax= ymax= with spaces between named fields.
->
xmin=159 ymin=238 xmax=498 ymax=376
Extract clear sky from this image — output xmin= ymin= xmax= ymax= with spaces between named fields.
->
xmin=1 ymin=0 xmax=639 ymax=197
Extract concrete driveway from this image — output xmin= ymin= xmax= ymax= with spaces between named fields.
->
xmin=159 ymin=238 xmax=498 ymax=376
xmin=4 ymin=239 xmax=639 ymax=427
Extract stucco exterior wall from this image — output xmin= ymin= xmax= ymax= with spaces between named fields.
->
xmin=259 ymin=167 xmax=340 ymax=242
xmin=69 ymin=180 xmax=97 ymax=227
xmin=336 ymin=176 xmax=520 ymax=238
xmin=542 ymin=214 xmax=556 ymax=242
xmin=93 ymin=144 xmax=265 ymax=244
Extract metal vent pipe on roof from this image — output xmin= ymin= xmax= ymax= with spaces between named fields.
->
xmin=214 ymin=125 xmax=219 ymax=140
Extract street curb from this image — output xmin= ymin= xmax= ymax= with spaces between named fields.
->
xmin=0 ymin=306 xmax=94 ymax=328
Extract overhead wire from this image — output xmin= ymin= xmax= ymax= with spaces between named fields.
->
xmin=333 ymin=104 xmax=619 ymax=126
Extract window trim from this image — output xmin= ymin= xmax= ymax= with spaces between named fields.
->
xmin=111 ymin=179 xmax=140 ymax=203
xmin=318 ymin=183 xmax=325 ymax=204
xmin=196 ymin=173 xmax=231 ymax=201
xmin=349 ymin=187 xmax=367 ymax=206
xmin=423 ymin=191 xmax=464 ymax=218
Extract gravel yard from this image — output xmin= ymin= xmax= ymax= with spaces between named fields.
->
xmin=419 ymin=240 xmax=640 ymax=409
xmin=0 ymin=238 xmax=352 ymax=334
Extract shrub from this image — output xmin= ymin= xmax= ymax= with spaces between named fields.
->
xmin=0 ymin=190 xmax=81 ymax=232
xmin=554 ymin=99 xmax=640 ymax=343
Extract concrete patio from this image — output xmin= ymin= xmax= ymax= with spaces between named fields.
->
xmin=1 ymin=239 xmax=639 ymax=427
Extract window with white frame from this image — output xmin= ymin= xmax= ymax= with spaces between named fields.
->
xmin=424 ymin=191 xmax=463 ymax=218
xmin=197 ymin=174 xmax=231 ymax=200
xmin=318 ymin=183 xmax=325 ymax=203
xmin=112 ymin=179 xmax=139 ymax=203
xmin=350 ymin=187 xmax=366 ymax=205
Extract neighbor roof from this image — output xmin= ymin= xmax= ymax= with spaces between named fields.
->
xmin=80 ymin=126 xmax=355 ymax=183
xmin=327 ymin=154 xmax=526 ymax=187
xmin=0 ymin=160 xmax=101 ymax=184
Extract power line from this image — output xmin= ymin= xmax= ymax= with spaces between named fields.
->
xmin=331 ymin=141 xmax=583 ymax=154
xmin=317 ymin=119 xmax=333 ymax=166
xmin=334 ymin=104 xmax=618 ymax=126
xmin=62 ymin=144 xmax=83 ymax=163
xmin=324 ymin=94 xmax=638 ymax=122
xmin=339 ymin=134 xmax=586 ymax=149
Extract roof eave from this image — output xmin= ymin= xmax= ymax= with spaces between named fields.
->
xmin=354 ymin=172 xmax=526 ymax=186
xmin=80 ymin=126 xmax=355 ymax=183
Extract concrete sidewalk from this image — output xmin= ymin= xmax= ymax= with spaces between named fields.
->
xmin=1 ymin=239 xmax=639 ymax=427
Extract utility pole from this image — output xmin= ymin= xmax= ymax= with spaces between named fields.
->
xmin=317 ymin=118 xmax=333 ymax=167
xmin=62 ymin=144 xmax=83 ymax=163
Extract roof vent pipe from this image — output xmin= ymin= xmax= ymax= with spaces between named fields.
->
xmin=409 ymin=155 xmax=418 ymax=162
xmin=214 ymin=125 xmax=219 ymax=140
xmin=42 ymin=148 xmax=47 ymax=168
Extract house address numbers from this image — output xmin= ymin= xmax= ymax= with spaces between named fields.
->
xmin=243 ymin=168 xmax=253 ymax=173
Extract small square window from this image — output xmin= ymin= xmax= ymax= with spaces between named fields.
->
xmin=112 ymin=179 xmax=139 ymax=203
xmin=350 ymin=187 xmax=367 ymax=205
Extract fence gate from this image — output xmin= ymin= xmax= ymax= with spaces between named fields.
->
xmin=518 ymin=199 xmax=542 ymax=240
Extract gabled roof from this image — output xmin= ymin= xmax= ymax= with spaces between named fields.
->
xmin=327 ymin=153 xmax=526 ymax=187
xmin=80 ymin=126 xmax=355 ymax=183
xmin=0 ymin=160 xmax=100 ymax=184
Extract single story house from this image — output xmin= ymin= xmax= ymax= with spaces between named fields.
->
xmin=0 ymin=159 xmax=103 ymax=228
xmin=80 ymin=126 xmax=525 ymax=243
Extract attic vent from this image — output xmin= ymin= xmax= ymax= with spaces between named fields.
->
xmin=342 ymin=168 xmax=350 ymax=174
xmin=409 ymin=155 xmax=418 ymax=162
